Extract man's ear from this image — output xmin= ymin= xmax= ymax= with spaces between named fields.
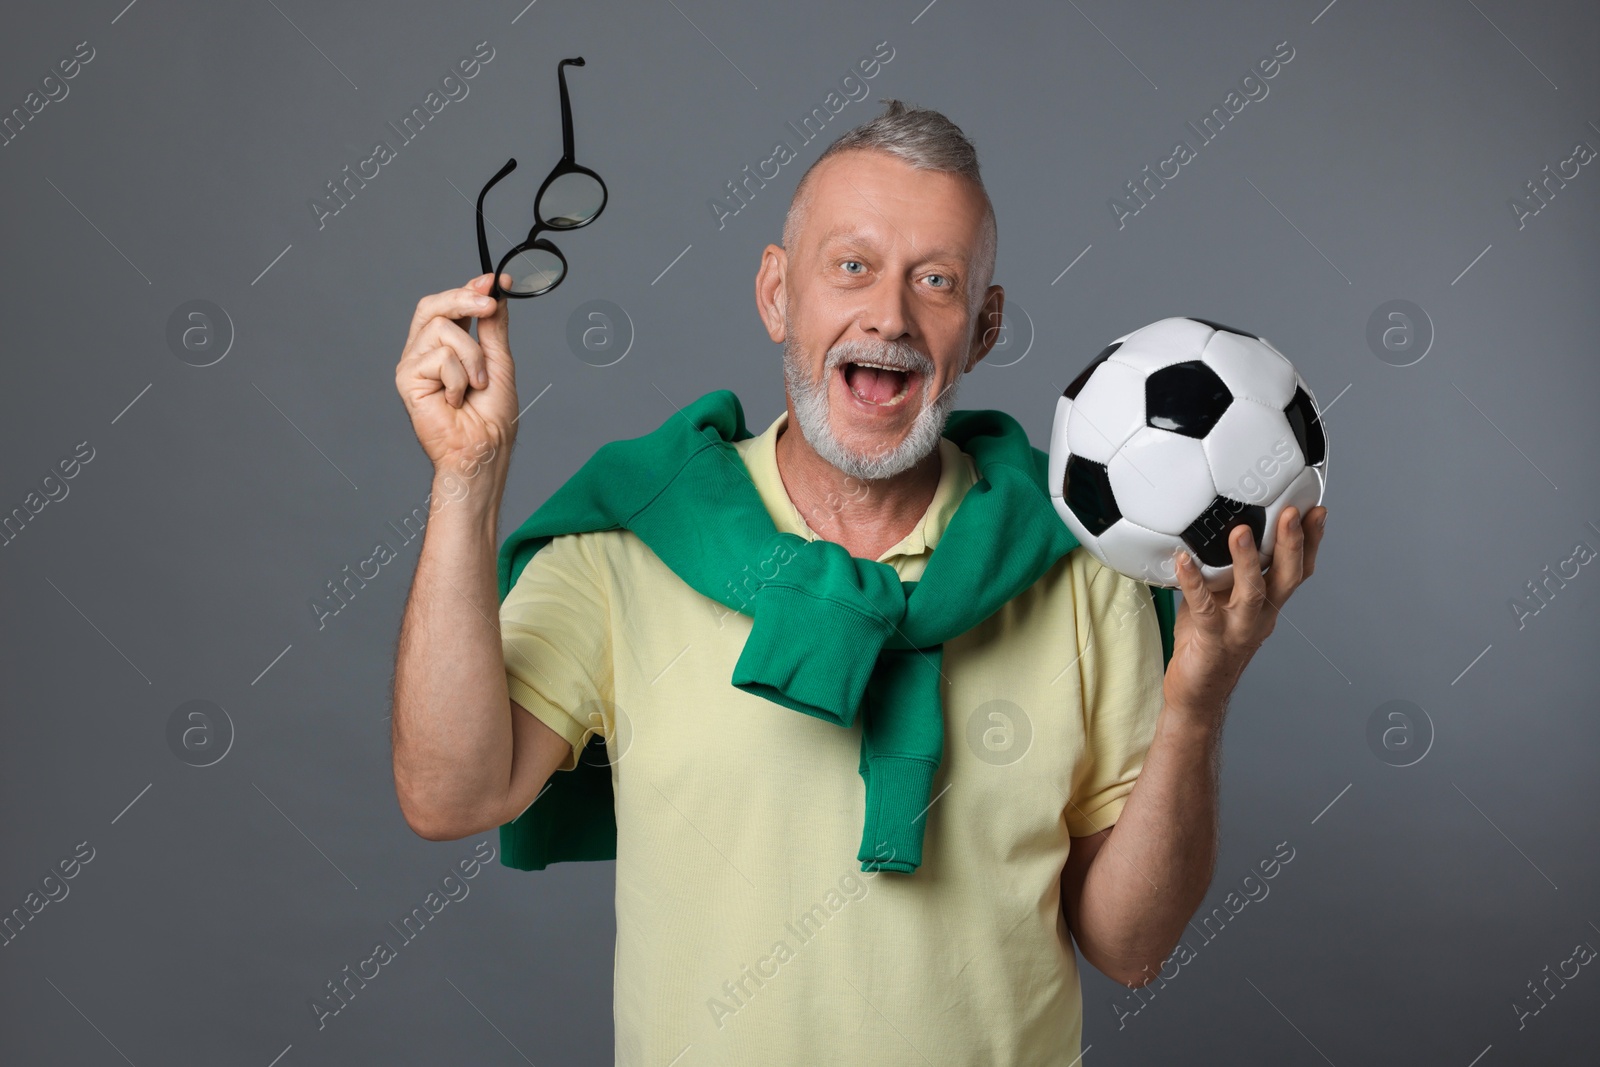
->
xmin=966 ymin=285 xmax=1006 ymax=372
xmin=755 ymin=244 xmax=789 ymax=342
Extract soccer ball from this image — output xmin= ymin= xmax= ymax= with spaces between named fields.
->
xmin=1048 ymin=317 xmax=1328 ymax=592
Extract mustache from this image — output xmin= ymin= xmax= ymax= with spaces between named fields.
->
xmin=824 ymin=338 xmax=933 ymax=377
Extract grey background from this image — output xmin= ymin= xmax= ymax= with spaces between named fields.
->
xmin=2 ymin=0 xmax=1596 ymax=1064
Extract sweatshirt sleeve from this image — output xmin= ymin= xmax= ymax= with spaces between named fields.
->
xmin=499 ymin=532 xmax=615 ymax=772
xmin=1062 ymin=553 xmax=1167 ymax=837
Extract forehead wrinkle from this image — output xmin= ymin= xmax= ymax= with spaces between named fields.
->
xmin=835 ymin=170 xmax=921 ymax=256
xmin=814 ymin=224 xmax=970 ymax=266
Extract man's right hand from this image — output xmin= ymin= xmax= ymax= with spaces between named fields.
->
xmin=395 ymin=273 xmax=518 ymax=472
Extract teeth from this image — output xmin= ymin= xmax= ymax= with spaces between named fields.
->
xmin=844 ymin=361 xmax=913 ymax=406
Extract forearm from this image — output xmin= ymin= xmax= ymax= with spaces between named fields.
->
xmin=1072 ymin=700 xmax=1224 ymax=985
xmin=391 ymin=468 xmax=515 ymax=838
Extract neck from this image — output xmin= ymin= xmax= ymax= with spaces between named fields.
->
xmin=773 ymin=401 xmax=943 ymax=561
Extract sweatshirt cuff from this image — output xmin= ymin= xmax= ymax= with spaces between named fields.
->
xmin=857 ymin=755 xmax=938 ymax=873
xmin=731 ymin=586 xmax=891 ymax=727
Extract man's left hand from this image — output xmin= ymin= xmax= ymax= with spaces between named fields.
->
xmin=1162 ymin=504 xmax=1328 ymax=720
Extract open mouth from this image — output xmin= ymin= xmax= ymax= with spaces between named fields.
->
xmin=839 ymin=360 xmax=918 ymax=407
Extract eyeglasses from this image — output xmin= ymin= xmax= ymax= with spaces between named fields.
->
xmin=476 ymin=56 xmax=608 ymax=300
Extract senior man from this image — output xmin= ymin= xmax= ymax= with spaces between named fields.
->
xmin=390 ymin=100 xmax=1326 ymax=1065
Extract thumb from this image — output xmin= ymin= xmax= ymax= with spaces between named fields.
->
xmin=470 ymin=273 xmax=513 ymax=370
xmin=1174 ymin=549 xmax=1219 ymax=623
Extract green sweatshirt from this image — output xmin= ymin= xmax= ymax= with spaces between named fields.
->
xmin=494 ymin=388 xmax=1176 ymax=874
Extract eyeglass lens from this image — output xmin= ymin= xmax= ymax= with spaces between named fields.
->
xmin=539 ymin=172 xmax=605 ymax=228
xmin=502 ymin=247 xmax=566 ymax=295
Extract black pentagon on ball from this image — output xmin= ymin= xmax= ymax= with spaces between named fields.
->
xmin=1063 ymin=341 xmax=1122 ymax=399
xmin=1284 ymin=385 xmax=1326 ymax=466
xmin=1145 ymin=360 xmax=1234 ymax=438
xmin=1062 ymin=454 xmax=1120 ymax=536
xmin=1182 ymin=497 xmax=1266 ymax=567
xmin=1186 ymin=317 xmax=1259 ymax=340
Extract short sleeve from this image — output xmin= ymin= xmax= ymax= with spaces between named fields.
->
xmin=499 ymin=532 xmax=614 ymax=773
xmin=1063 ymin=554 xmax=1167 ymax=837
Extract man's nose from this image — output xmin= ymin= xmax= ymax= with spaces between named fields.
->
xmin=856 ymin=278 xmax=913 ymax=342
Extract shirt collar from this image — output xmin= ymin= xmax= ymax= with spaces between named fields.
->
xmin=733 ymin=409 xmax=975 ymax=563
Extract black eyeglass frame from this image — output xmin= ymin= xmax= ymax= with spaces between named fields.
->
xmin=475 ymin=56 xmax=608 ymax=300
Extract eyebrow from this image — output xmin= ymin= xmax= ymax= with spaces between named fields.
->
xmin=816 ymin=226 xmax=969 ymax=263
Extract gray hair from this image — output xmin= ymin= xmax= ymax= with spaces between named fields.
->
xmin=782 ymin=99 xmax=998 ymax=314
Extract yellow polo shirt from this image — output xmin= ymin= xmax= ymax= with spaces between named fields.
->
xmin=499 ymin=408 xmax=1167 ymax=1066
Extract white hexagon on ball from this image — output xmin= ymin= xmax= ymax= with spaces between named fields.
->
xmin=1202 ymin=400 xmax=1303 ymax=507
xmin=1201 ymin=330 xmax=1297 ymax=408
xmin=1095 ymin=519 xmax=1183 ymax=587
xmin=1064 ymin=359 xmax=1146 ymax=465
xmin=1105 ymin=318 xmax=1213 ymax=376
xmin=1108 ymin=426 xmax=1217 ymax=536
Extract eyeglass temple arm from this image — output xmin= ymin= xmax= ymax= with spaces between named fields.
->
xmin=476 ymin=157 xmax=518 ymax=275
xmin=557 ymin=57 xmax=584 ymax=160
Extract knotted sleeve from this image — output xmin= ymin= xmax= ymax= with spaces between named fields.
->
xmin=729 ymin=536 xmax=905 ymax=727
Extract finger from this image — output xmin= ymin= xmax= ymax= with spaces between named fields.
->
xmin=1225 ymin=522 xmax=1268 ymax=618
xmin=1265 ymin=505 xmax=1306 ymax=606
xmin=413 ymin=318 xmax=487 ymax=390
xmin=448 ymin=273 xmax=483 ymax=331
xmin=453 ymin=274 xmax=495 ymax=331
xmin=473 ymin=273 xmax=514 ymax=380
xmin=1174 ymin=548 xmax=1220 ymax=628
xmin=407 ymin=345 xmax=471 ymax=408
xmin=1300 ymin=506 xmax=1327 ymax=578
xmin=407 ymin=286 xmax=498 ymax=350
xmin=438 ymin=347 xmax=470 ymax=408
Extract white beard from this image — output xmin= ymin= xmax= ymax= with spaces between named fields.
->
xmin=781 ymin=315 xmax=960 ymax=481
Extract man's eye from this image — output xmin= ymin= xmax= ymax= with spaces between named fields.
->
xmin=842 ymin=260 xmax=865 ymax=274
xmin=926 ymin=273 xmax=949 ymax=288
